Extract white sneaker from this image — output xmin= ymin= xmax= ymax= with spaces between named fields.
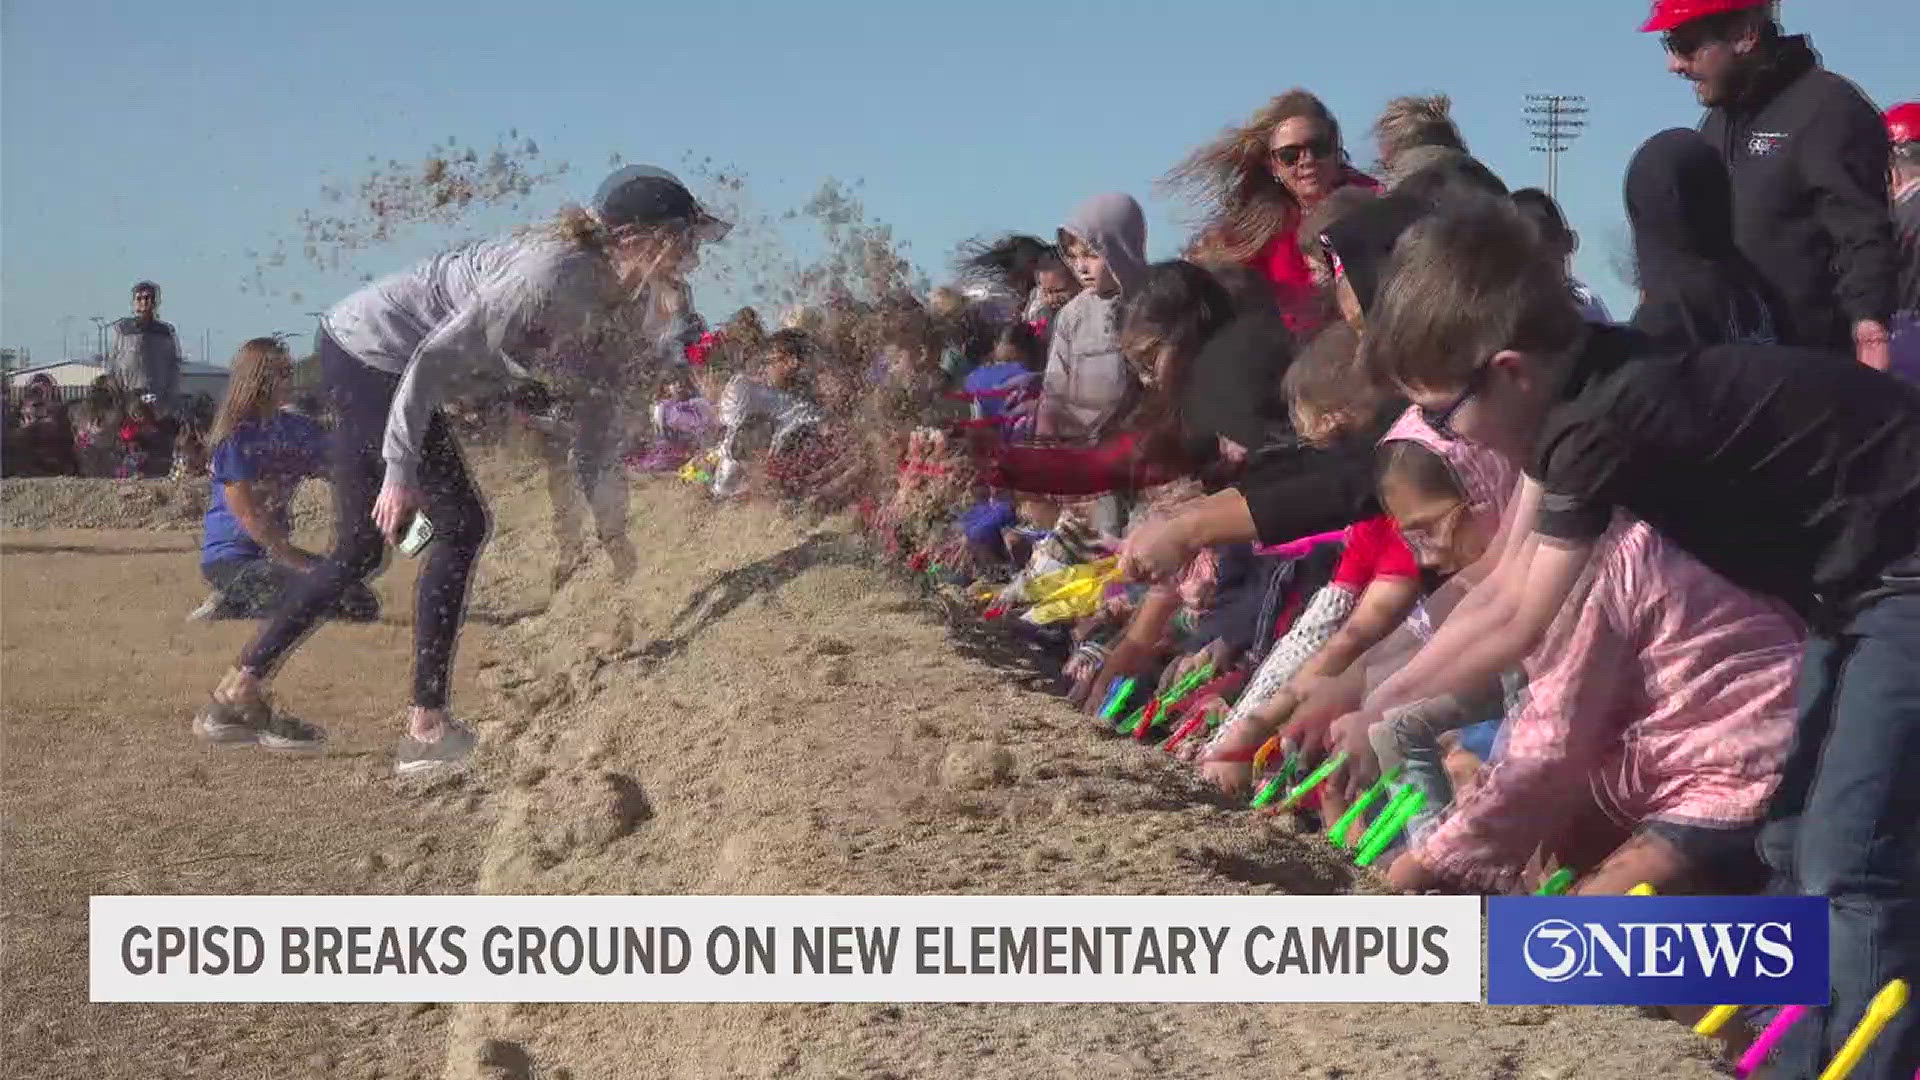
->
xmin=394 ymin=720 xmax=477 ymax=777
xmin=186 ymin=593 xmax=222 ymax=622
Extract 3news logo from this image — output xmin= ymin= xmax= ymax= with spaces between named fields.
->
xmin=1487 ymin=897 xmax=1828 ymax=1006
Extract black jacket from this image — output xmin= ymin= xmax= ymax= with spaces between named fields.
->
xmin=1699 ymin=36 xmax=1898 ymax=350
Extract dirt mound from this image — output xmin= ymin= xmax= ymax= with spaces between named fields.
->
xmin=431 ymin=477 xmax=1728 ymax=1080
xmin=0 ymin=476 xmax=332 ymax=532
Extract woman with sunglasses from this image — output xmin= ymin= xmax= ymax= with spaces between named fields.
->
xmin=191 ymin=165 xmax=728 ymax=776
xmin=1168 ymin=88 xmax=1379 ymax=335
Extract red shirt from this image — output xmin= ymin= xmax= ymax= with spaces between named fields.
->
xmin=1330 ymin=515 xmax=1417 ymax=591
xmin=1248 ymin=170 xmax=1381 ymax=335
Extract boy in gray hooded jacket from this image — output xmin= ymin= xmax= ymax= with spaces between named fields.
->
xmin=1038 ymin=193 xmax=1148 ymax=441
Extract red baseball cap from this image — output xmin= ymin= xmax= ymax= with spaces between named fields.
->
xmin=1640 ymin=0 xmax=1771 ymax=33
xmin=1888 ymin=103 xmax=1920 ymax=146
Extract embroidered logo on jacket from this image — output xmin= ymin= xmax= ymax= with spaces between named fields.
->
xmin=1747 ymin=131 xmax=1790 ymax=157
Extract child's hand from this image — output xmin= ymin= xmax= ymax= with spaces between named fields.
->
xmin=1172 ymin=698 xmax=1226 ymax=762
xmin=1118 ymin=514 xmax=1197 ymax=584
xmin=1443 ymin=746 xmax=1486 ymax=801
xmin=1078 ymin=639 xmax=1156 ymax=716
xmin=1286 ymin=691 xmax=1373 ymax=760
xmin=1329 ymin=711 xmax=1383 ymax=800
xmin=1384 ymin=851 xmax=1446 ymax=894
xmin=1064 ymin=652 xmax=1098 ymax=685
xmin=1159 ymin=641 xmax=1221 ymax=695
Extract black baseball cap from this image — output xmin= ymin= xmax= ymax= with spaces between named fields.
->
xmin=592 ymin=165 xmax=731 ymax=242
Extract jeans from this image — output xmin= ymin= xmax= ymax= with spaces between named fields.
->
xmin=238 ymin=330 xmax=490 ymax=709
xmin=1758 ymin=592 xmax=1920 ymax=1080
xmin=202 ymin=557 xmax=379 ymax=622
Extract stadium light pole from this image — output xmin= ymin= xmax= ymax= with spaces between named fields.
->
xmin=1525 ymin=94 xmax=1588 ymax=202
xmin=90 ymin=316 xmax=110 ymax=364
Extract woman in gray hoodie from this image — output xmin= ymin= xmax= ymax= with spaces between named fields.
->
xmin=192 ymin=165 xmax=727 ymax=777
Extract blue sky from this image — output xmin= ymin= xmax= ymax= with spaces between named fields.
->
xmin=2 ymin=0 xmax=1910 ymax=368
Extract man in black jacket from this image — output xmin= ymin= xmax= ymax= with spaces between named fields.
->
xmin=1642 ymin=0 xmax=1899 ymax=368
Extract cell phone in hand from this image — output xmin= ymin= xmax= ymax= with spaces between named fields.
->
xmin=399 ymin=513 xmax=435 ymax=557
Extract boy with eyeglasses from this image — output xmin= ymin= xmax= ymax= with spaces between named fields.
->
xmin=1328 ymin=194 xmax=1920 ymax=1080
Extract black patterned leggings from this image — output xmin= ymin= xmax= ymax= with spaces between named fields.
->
xmin=238 ymin=331 xmax=489 ymax=709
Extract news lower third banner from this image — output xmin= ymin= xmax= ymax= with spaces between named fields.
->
xmin=1487 ymin=896 xmax=1829 ymax=1006
xmin=91 ymin=895 xmax=1481 ymax=1003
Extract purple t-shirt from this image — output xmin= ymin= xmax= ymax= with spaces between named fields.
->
xmin=201 ymin=412 xmax=329 ymax=566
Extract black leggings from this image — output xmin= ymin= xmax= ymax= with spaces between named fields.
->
xmin=203 ymin=557 xmax=380 ymax=622
xmin=239 ymin=331 xmax=489 ymax=708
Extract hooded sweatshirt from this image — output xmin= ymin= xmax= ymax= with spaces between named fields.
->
xmin=1041 ymin=193 xmax=1148 ymax=439
xmin=1626 ymin=129 xmax=1780 ymax=350
xmin=1699 ymin=35 xmax=1898 ymax=351
xmin=323 ymin=231 xmax=693 ymax=489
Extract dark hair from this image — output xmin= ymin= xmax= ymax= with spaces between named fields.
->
xmin=132 ymin=281 xmax=159 ymax=298
xmin=1198 ymin=263 xmax=1277 ymax=315
xmin=1118 ymin=261 xmax=1240 ymax=467
xmin=957 ymin=234 xmax=1062 ymax=298
xmin=1283 ymin=322 xmax=1380 ymax=426
xmin=1121 ymin=261 xmax=1239 ymax=397
xmin=1625 ymin=127 xmax=1780 ymax=348
xmin=1298 ymin=185 xmax=1380 ymax=258
xmin=1394 ymin=154 xmax=1509 ymax=204
xmin=1510 ymin=188 xmax=1574 ymax=256
xmin=765 ymin=328 xmax=815 ymax=364
xmin=993 ymin=321 xmax=1045 ymax=372
xmin=1377 ymin=439 xmax=1465 ymax=503
xmin=1364 ymin=195 xmax=1584 ymax=393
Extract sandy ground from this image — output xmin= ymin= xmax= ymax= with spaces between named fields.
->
xmin=1 ymin=463 xmax=1733 ymax=1079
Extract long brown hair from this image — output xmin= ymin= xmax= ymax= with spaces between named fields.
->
xmin=1166 ymin=89 xmax=1346 ymax=264
xmin=210 ymin=338 xmax=292 ymax=445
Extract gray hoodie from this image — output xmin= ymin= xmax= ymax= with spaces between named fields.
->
xmin=1041 ymin=193 xmax=1147 ymax=439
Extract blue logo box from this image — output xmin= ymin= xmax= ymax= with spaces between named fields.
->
xmin=1488 ymin=896 xmax=1828 ymax=1006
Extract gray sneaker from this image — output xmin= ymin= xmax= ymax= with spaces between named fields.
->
xmin=192 ymin=700 xmax=259 ymax=744
xmin=394 ymin=720 xmax=477 ymax=777
xmin=257 ymin=713 xmax=327 ymax=752
xmin=186 ymin=592 xmax=223 ymax=622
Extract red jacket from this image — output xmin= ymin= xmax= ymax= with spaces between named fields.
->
xmin=1251 ymin=169 xmax=1381 ymax=334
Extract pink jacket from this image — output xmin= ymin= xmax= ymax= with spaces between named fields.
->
xmin=1414 ymin=519 xmax=1803 ymax=892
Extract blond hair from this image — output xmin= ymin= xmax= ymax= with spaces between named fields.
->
xmin=1166 ymin=89 xmax=1345 ymax=264
xmin=210 ymin=338 xmax=293 ymax=445
xmin=1372 ymin=95 xmax=1466 ymax=176
xmin=544 ymin=203 xmax=611 ymax=250
xmin=1283 ymin=321 xmax=1380 ymax=430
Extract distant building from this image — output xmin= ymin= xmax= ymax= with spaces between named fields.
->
xmin=8 ymin=359 xmax=229 ymax=403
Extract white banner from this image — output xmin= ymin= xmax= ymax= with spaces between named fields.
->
xmin=90 ymin=894 xmax=1481 ymax=1003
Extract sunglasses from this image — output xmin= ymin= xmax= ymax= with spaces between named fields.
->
xmin=1661 ymin=25 xmax=1714 ymax=58
xmin=1418 ymin=360 xmax=1493 ymax=441
xmin=1270 ymin=135 xmax=1336 ymax=168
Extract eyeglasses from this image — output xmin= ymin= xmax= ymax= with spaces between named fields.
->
xmin=1398 ymin=501 xmax=1472 ymax=560
xmin=1418 ymin=360 xmax=1493 ymax=441
xmin=1270 ymin=135 xmax=1336 ymax=168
